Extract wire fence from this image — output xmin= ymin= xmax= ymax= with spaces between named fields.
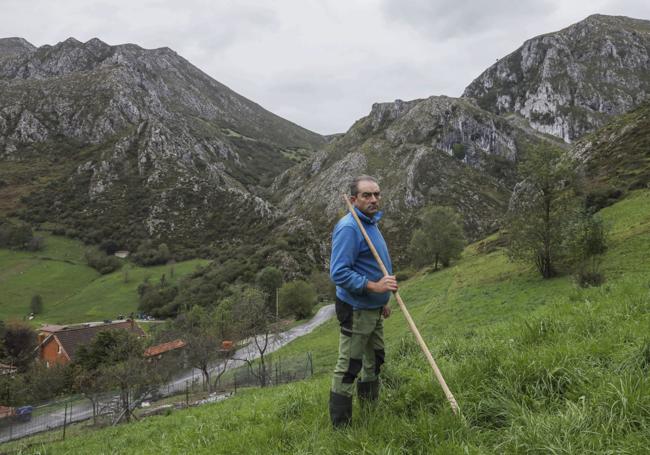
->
xmin=0 ymin=351 xmax=315 ymax=449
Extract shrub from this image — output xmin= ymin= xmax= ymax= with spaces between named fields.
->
xmin=395 ymin=269 xmax=416 ymax=282
xmin=30 ymin=295 xmax=43 ymax=314
xmin=565 ymin=210 xmax=608 ymax=288
xmin=279 ymin=280 xmax=317 ymax=319
xmin=132 ymin=240 xmax=171 ymax=266
xmin=84 ymin=248 xmax=122 ymax=274
xmin=408 ymin=206 xmax=464 ymax=270
xmin=0 ymin=218 xmax=34 ymax=250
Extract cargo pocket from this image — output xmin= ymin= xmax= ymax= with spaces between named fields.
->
xmin=335 ymin=298 xmax=353 ymax=336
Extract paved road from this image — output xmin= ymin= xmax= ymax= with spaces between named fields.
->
xmin=0 ymin=304 xmax=335 ymax=444
xmin=165 ymin=303 xmax=335 ymax=391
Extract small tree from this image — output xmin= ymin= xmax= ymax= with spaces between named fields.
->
xmin=76 ymin=330 xmax=155 ymax=423
xmin=279 ymin=281 xmax=317 ymax=319
xmin=565 ymin=210 xmax=608 ymax=287
xmin=30 ymin=294 xmax=44 ymax=315
xmin=2 ymin=321 xmax=37 ymax=371
xmin=255 ymin=266 xmax=283 ymax=313
xmin=173 ymin=306 xmax=226 ymax=393
xmin=506 ymin=144 xmax=578 ymax=278
xmin=230 ymin=286 xmax=276 ymax=387
xmin=408 ymin=206 xmax=465 ymax=270
xmin=309 ymin=270 xmax=336 ymax=302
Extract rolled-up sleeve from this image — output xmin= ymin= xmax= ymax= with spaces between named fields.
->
xmin=330 ymin=225 xmax=368 ymax=295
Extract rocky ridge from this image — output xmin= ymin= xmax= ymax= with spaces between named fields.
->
xmin=0 ymin=37 xmax=325 ymax=253
xmin=463 ymin=14 xmax=650 ymax=142
xmin=272 ymin=95 xmax=562 ymax=264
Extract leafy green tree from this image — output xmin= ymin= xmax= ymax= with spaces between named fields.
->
xmin=0 ymin=218 xmax=33 ymax=250
xmin=84 ymin=248 xmax=122 ymax=274
xmin=408 ymin=206 xmax=465 ymax=270
xmin=173 ymin=305 xmax=230 ymax=392
xmin=279 ymin=280 xmax=318 ymax=319
xmin=229 ymin=286 xmax=276 ymax=387
xmin=137 ymin=277 xmax=179 ymax=318
xmin=506 ymin=145 xmax=578 ymax=278
xmin=30 ymin=294 xmax=43 ymax=315
xmin=76 ymin=330 xmax=156 ymax=423
xmin=309 ymin=270 xmax=336 ymax=301
xmin=2 ymin=321 xmax=37 ymax=371
xmin=255 ymin=266 xmax=283 ymax=312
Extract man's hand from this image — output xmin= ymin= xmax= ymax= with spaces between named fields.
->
xmin=382 ymin=305 xmax=391 ymax=318
xmin=367 ymin=275 xmax=398 ymax=293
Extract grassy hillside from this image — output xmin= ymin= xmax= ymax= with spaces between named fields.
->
xmin=0 ymin=231 xmax=210 ymax=324
xmin=11 ymin=190 xmax=650 ymax=454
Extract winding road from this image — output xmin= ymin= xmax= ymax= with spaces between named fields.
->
xmin=0 ymin=304 xmax=335 ymax=444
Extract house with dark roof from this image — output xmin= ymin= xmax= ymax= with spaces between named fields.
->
xmin=37 ymin=320 xmax=145 ymax=367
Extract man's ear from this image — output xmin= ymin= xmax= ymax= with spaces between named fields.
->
xmin=349 ymin=195 xmax=357 ymax=205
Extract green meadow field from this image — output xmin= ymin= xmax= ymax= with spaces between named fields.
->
xmin=8 ymin=190 xmax=648 ymax=454
xmin=0 ymin=232 xmax=210 ymax=325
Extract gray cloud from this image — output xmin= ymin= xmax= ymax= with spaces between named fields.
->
xmin=381 ymin=0 xmax=556 ymax=40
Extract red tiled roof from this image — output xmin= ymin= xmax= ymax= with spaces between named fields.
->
xmin=44 ymin=320 xmax=145 ymax=362
xmin=144 ymin=339 xmax=186 ymax=357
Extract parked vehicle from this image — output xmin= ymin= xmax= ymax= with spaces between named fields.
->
xmin=0 ymin=405 xmax=33 ymax=423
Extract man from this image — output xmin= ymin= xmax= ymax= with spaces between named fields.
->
xmin=329 ymin=175 xmax=398 ymax=428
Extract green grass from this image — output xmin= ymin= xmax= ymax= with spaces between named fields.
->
xmin=9 ymin=190 xmax=650 ymax=454
xmin=0 ymin=232 xmax=210 ymax=324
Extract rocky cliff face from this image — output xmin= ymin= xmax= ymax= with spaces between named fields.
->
xmin=0 ymin=37 xmax=325 ymax=253
xmin=570 ymin=99 xmax=650 ymax=192
xmin=273 ymin=96 xmax=560 ymax=265
xmin=463 ymin=15 xmax=650 ymax=142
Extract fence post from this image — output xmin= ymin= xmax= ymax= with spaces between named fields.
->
xmin=185 ymin=380 xmax=189 ymax=406
xmin=234 ymin=373 xmax=237 ymax=394
xmin=62 ymin=402 xmax=68 ymax=441
xmin=308 ymin=352 xmax=314 ymax=377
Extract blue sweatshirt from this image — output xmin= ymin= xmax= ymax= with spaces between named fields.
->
xmin=330 ymin=207 xmax=393 ymax=310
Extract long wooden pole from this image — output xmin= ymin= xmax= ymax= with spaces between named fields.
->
xmin=342 ymin=194 xmax=459 ymax=415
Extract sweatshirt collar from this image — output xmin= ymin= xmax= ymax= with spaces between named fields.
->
xmin=354 ymin=206 xmax=383 ymax=224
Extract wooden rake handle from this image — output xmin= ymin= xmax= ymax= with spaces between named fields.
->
xmin=342 ymin=194 xmax=459 ymax=415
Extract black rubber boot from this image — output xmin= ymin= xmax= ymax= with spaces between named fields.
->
xmin=329 ymin=391 xmax=352 ymax=428
xmin=357 ymin=380 xmax=379 ymax=404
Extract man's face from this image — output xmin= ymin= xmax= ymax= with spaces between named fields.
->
xmin=351 ymin=180 xmax=381 ymax=217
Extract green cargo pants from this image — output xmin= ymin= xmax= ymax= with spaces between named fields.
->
xmin=331 ymin=298 xmax=385 ymax=397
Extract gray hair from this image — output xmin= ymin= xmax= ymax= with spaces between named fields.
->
xmin=350 ymin=175 xmax=378 ymax=196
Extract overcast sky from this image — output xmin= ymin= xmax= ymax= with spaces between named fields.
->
xmin=2 ymin=0 xmax=650 ymax=135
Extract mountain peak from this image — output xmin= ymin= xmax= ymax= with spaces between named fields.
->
xmin=0 ymin=37 xmax=36 ymax=58
xmin=61 ymin=37 xmax=82 ymax=46
xmin=462 ymin=14 xmax=650 ymax=142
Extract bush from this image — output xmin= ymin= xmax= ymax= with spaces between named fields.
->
xmin=0 ymin=218 xmax=34 ymax=250
xmin=279 ymin=280 xmax=317 ymax=319
xmin=132 ymin=240 xmax=172 ymax=266
xmin=99 ymin=239 xmax=120 ymax=255
xmin=395 ymin=269 xmax=416 ymax=282
xmin=30 ymin=295 xmax=43 ymax=314
xmin=565 ymin=210 xmax=608 ymax=288
xmin=137 ymin=278 xmax=179 ymax=318
xmin=408 ymin=206 xmax=464 ymax=270
xmin=309 ymin=270 xmax=335 ymax=301
xmin=575 ymin=270 xmax=605 ymax=288
xmin=84 ymin=248 xmax=122 ymax=274
xmin=585 ymin=187 xmax=623 ymax=212
xmin=452 ymin=143 xmax=466 ymax=160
